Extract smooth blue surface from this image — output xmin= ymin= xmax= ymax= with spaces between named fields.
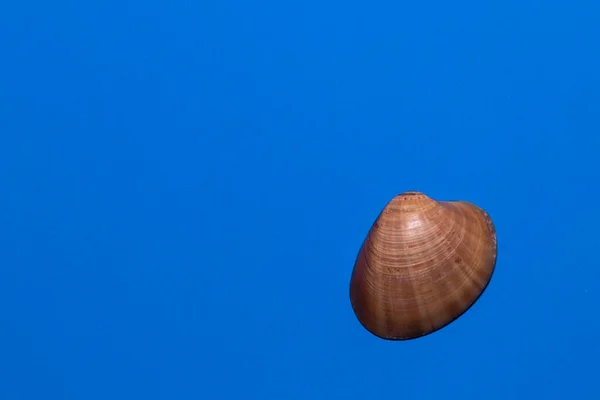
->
xmin=1 ymin=1 xmax=599 ymax=399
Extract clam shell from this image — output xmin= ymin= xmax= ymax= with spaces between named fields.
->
xmin=349 ymin=191 xmax=497 ymax=340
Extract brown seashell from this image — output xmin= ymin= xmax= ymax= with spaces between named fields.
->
xmin=349 ymin=191 xmax=497 ymax=340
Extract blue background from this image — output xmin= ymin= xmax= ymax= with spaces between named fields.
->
xmin=1 ymin=1 xmax=599 ymax=399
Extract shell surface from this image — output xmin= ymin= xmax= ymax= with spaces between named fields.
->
xmin=349 ymin=191 xmax=497 ymax=340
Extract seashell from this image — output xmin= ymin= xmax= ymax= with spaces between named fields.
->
xmin=349 ymin=191 xmax=497 ymax=340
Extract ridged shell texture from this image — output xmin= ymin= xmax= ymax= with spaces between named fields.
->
xmin=349 ymin=191 xmax=497 ymax=340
